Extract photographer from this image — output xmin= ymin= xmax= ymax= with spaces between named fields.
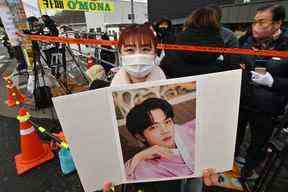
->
xmin=25 ymin=16 xmax=44 ymax=59
xmin=40 ymin=15 xmax=59 ymax=37
xmin=155 ymin=18 xmax=176 ymax=45
xmin=39 ymin=15 xmax=60 ymax=69
xmin=26 ymin=16 xmax=44 ymax=35
xmin=236 ymin=4 xmax=288 ymax=179
xmin=154 ymin=18 xmax=176 ymax=65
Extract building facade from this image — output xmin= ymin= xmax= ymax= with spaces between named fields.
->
xmin=85 ymin=0 xmax=148 ymax=32
xmin=148 ymin=0 xmax=288 ymax=25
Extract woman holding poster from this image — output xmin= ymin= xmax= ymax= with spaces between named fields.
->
xmin=104 ymin=24 xmax=220 ymax=192
xmin=110 ymin=24 xmax=166 ymax=86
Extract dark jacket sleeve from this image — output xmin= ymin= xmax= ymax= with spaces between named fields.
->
xmin=268 ymin=57 xmax=288 ymax=97
xmin=272 ymin=77 xmax=288 ymax=97
xmin=223 ymin=31 xmax=239 ymax=48
xmin=159 ymin=51 xmax=177 ymax=79
xmin=221 ymin=27 xmax=240 ymax=70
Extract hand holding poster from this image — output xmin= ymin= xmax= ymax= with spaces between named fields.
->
xmin=53 ymin=70 xmax=242 ymax=192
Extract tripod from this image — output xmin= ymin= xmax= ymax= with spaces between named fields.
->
xmin=252 ymin=112 xmax=288 ymax=192
xmin=39 ymin=42 xmax=72 ymax=94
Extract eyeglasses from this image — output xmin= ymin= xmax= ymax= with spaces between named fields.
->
xmin=252 ymin=19 xmax=274 ymax=27
xmin=148 ymin=118 xmax=174 ymax=130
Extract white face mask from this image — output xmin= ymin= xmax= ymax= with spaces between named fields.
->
xmin=121 ymin=54 xmax=155 ymax=78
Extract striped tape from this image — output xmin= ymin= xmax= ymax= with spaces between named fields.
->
xmin=17 ymin=113 xmax=31 ymax=122
xmin=37 ymin=126 xmax=69 ymax=149
xmin=20 ymin=127 xmax=35 ymax=135
xmin=27 ymin=34 xmax=288 ymax=58
xmin=60 ymin=142 xmax=69 ymax=149
xmin=29 ymin=34 xmax=118 ymax=46
xmin=38 ymin=126 xmax=46 ymax=133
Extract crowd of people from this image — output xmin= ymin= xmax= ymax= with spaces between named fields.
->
xmin=4 ymin=2 xmax=287 ymax=192
xmin=103 ymin=3 xmax=288 ymax=192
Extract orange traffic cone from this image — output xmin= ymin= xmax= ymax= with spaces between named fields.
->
xmin=13 ymin=86 xmax=26 ymax=104
xmin=15 ymin=108 xmax=54 ymax=175
xmin=3 ymin=76 xmax=13 ymax=86
xmin=6 ymin=85 xmax=19 ymax=107
xmin=6 ymin=84 xmax=26 ymax=107
xmin=87 ymin=53 xmax=94 ymax=69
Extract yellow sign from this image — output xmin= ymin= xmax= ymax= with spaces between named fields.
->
xmin=38 ymin=0 xmax=115 ymax=13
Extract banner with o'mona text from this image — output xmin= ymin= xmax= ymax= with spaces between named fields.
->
xmin=38 ymin=0 xmax=115 ymax=13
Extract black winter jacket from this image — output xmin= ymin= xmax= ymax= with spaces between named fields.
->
xmin=160 ymin=27 xmax=231 ymax=78
xmin=240 ymin=28 xmax=288 ymax=115
xmin=43 ymin=19 xmax=59 ymax=36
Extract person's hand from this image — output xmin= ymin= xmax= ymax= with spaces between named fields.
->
xmin=239 ymin=64 xmax=246 ymax=70
xmin=103 ymin=181 xmax=113 ymax=192
xmin=203 ymin=169 xmax=219 ymax=186
xmin=126 ymin=145 xmax=173 ymax=175
xmin=251 ymin=71 xmax=274 ymax=87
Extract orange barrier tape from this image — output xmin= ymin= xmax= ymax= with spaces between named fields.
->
xmin=28 ymin=34 xmax=288 ymax=58
xmin=29 ymin=34 xmax=118 ymax=46
xmin=157 ymin=44 xmax=288 ymax=58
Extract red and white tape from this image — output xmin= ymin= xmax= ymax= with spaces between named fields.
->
xmin=26 ymin=34 xmax=288 ymax=58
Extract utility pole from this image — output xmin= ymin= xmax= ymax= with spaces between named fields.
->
xmin=130 ymin=0 xmax=135 ymax=23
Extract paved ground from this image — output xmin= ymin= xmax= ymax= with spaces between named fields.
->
xmin=0 ymin=115 xmax=84 ymax=192
xmin=0 ymin=48 xmax=84 ymax=192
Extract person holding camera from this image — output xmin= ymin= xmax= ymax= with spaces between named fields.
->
xmin=155 ymin=18 xmax=176 ymax=45
xmin=236 ymin=4 xmax=288 ymax=179
xmin=40 ymin=15 xmax=59 ymax=37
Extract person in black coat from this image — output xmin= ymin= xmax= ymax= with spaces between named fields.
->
xmin=99 ymin=33 xmax=116 ymax=73
xmin=235 ymin=4 xmax=288 ymax=179
xmin=40 ymin=15 xmax=64 ymax=77
xmin=25 ymin=16 xmax=44 ymax=55
xmin=160 ymin=7 xmax=231 ymax=78
xmin=250 ymin=64 xmax=288 ymax=97
xmin=26 ymin=16 xmax=44 ymax=35
xmin=41 ymin=15 xmax=59 ymax=36
xmin=154 ymin=18 xmax=176 ymax=45
xmin=210 ymin=5 xmax=240 ymax=70
xmin=157 ymin=7 xmax=229 ymax=191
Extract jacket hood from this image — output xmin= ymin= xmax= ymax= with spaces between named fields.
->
xmin=175 ymin=27 xmax=224 ymax=63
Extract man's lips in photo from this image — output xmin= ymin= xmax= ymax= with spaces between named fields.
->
xmin=162 ymin=136 xmax=172 ymax=143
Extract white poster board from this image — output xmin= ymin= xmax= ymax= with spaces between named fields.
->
xmin=53 ymin=70 xmax=242 ymax=192
xmin=0 ymin=4 xmax=20 ymax=46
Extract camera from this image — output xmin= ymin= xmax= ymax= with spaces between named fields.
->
xmin=269 ymin=126 xmax=288 ymax=152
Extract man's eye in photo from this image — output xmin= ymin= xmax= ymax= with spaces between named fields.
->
xmin=149 ymin=125 xmax=157 ymax=131
xmin=125 ymin=48 xmax=135 ymax=52
xmin=142 ymin=47 xmax=151 ymax=52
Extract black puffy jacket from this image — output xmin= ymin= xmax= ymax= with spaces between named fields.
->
xmin=240 ymin=28 xmax=288 ymax=115
xmin=43 ymin=19 xmax=59 ymax=36
xmin=160 ymin=27 xmax=231 ymax=78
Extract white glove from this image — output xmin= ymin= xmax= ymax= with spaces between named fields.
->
xmin=251 ymin=71 xmax=274 ymax=87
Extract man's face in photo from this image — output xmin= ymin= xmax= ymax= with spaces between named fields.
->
xmin=143 ymin=108 xmax=176 ymax=148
